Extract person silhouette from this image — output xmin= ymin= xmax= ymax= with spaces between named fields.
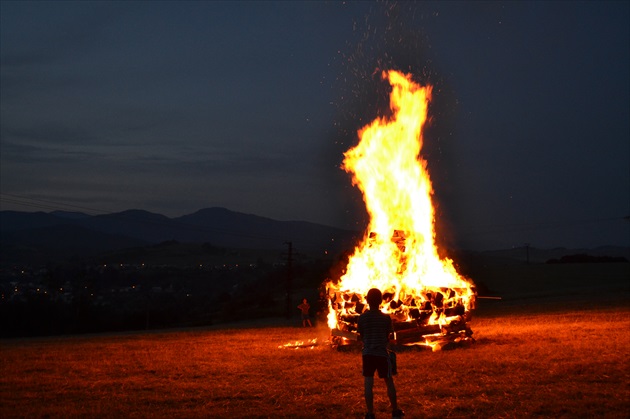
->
xmin=297 ymin=298 xmax=312 ymax=327
xmin=357 ymin=288 xmax=403 ymax=419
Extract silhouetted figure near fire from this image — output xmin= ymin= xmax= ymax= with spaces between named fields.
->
xmin=297 ymin=298 xmax=312 ymax=327
xmin=357 ymin=288 xmax=403 ymax=419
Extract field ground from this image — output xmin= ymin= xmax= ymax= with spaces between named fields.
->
xmin=1 ymin=262 xmax=629 ymax=418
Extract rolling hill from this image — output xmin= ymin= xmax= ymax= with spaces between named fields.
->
xmin=0 ymin=208 xmax=360 ymax=266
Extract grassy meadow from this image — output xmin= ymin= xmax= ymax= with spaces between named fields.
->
xmin=2 ymin=302 xmax=629 ymax=418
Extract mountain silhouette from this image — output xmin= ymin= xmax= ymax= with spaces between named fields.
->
xmin=0 ymin=207 xmax=360 ymax=266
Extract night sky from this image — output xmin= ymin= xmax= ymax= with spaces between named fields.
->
xmin=1 ymin=1 xmax=628 ymax=250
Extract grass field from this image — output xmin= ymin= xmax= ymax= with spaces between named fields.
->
xmin=2 ymin=300 xmax=629 ymax=418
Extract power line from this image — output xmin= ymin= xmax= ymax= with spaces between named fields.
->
xmin=458 ymin=216 xmax=627 ymax=238
xmin=4 ymin=193 xmax=623 ymax=246
xmin=0 ymin=193 xmax=108 ymax=215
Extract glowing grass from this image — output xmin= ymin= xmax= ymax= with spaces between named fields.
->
xmin=1 ymin=306 xmax=629 ymax=418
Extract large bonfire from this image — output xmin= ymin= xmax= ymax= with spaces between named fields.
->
xmin=326 ymin=70 xmax=476 ymax=350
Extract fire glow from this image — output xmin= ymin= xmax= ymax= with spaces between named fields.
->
xmin=326 ymin=70 xmax=476 ymax=350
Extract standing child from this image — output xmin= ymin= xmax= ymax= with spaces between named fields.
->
xmin=357 ymin=288 xmax=403 ymax=419
xmin=297 ymin=298 xmax=313 ymax=327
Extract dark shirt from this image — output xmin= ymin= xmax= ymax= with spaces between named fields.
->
xmin=357 ymin=308 xmax=394 ymax=357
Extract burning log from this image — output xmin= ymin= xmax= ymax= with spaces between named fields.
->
xmin=279 ymin=339 xmax=319 ymax=349
xmin=331 ymin=328 xmax=358 ymax=341
xmin=394 ymin=325 xmax=440 ymax=345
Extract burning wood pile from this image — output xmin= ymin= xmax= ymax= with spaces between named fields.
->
xmin=327 ymin=290 xmax=475 ymax=350
xmin=327 ymin=230 xmax=476 ymax=351
xmin=325 ymin=71 xmax=476 ymax=351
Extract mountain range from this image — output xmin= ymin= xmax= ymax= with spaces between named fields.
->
xmin=0 ymin=208 xmax=360 ymax=266
xmin=2 ymin=208 xmax=628 ymax=268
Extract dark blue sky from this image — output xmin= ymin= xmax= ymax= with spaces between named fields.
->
xmin=1 ymin=1 xmax=628 ymax=250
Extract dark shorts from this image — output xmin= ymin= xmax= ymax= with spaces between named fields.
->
xmin=362 ymin=355 xmax=391 ymax=378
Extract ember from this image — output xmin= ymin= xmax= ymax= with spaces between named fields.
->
xmin=278 ymin=338 xmax=318 ymax=350
xmin=326 ymin=70 xmax=476 ymax=351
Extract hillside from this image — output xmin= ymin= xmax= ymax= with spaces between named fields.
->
xmin=0 ymin=208 xmax=360 ymax=267
xmin=2 ymin=207 xmax=628 ymax=273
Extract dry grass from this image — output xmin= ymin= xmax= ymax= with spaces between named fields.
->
xmin=1 ymin=306 xmax=629 ymax=418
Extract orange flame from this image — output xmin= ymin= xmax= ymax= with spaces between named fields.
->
xmin=327 ymin=70 xmax=475 ymax=340
xmin=278 ymin=339 xmax=318 ymax=350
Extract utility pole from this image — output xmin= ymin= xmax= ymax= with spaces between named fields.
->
xmin=284 ymin=241 xmax=293 ymax=319
xmin=524 ymin=243 xmax=530 ymax=265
